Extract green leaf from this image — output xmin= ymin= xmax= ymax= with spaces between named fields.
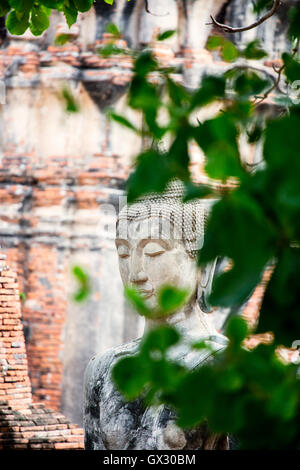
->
xmin=226 ymin=316 xmax=248 ymax=345
xmin=206 ymin=36 xmax=239 ymax=62
xmin=112 ymin=356 xmax=149 ymax=400
xmin=19 ymin=291 xmax=26 ymax=302
xmin=126 ymin=150 xmax=173 ymax=203
xmin=124 ymin=286 xmax=152 ymax=317
xmin=6 ymin=10 xmax=29 ymax=35
xmin=267 ymin=380 xmax=298 ymax=421
xmin=167 ymin=77 xmax=191 ymax=108
xmin=228 ymin=100 xmax=253 ymax=121
xmin=128 ymin=54 xmax=160 ymax=129
xmin=144 ymin=109 xmax=165 ymax=140
xmin=222 ymin=40 xmax=239 ymax=62
xmin=109 ymin=112 xmax=139 ymax=133
xmin=282 ymin=53 xmax=300 ymax=84
xmin=242 ymin=40 xmax=268 ymax=60
xmin=73 ymin=289 xmax=88 ymax=302
xmin=175 ymin=367 xmax=216 ymax=428
xmin=106 ymin=22 xmax=120 ymax=36
xmin=54 ymin=33 xmax=73 ymax=45
xmin=278 ymin=176 xmax=300 ymax=208
xmin=262 ymin=111 xmax=300 ymax=239
xmin=98 ymin=43 xmax=125 ymax=57
xmin=61 ymin=86 xmax=80 ymax=112
xmin=194 ymin=114 xmax=243 ymax=180
xmin=141 ymin=326 xmax=180 ymax=355
xmin=182 ymin=182 xmax=212 ymax=202
xmin=191 ymin=340 xmax=210 ymax=350
xmin=253 ymin=0 xmax=273 ymax=13
xmin=8 ymin=0 xmax=32 ymax=9
xmin=40 ymin=0 xmax=64 ymax=8
xmin=289 ymin=5 xmax=300 ymax=39
xmin=210 ymin=265 xmax=263 ymax=308
xmin=72 ymin=265 xmax=90 ymax=302
xmin=204 ymin=141 xmax=241 ymax=180
xmin=134 ymin=51 xmax=158 ymax=77
xmin=208 ymin=391 xmax=246 ymax=434
xmin=166 ymin=130 xmax=190 ymax=180
xmin=104 ymin=0 xmax=114 ymax=4
xmin=191 ymin=76 xmax=226 ymax=108
xmin=206 ymin=35 xmax=224 ymax=50
xmin=158 ymin=286 xmax=189 ymax=314
xmin=257 ymin=248 xmax=300 ymax=346
xmin=200 ymin=188 xmax=277 ymax=306
xmin=268 ymin=382 xmax=298 ymax=421
xmin=74 ymin=0 xmax=93 ymax=12
xmin=72 ymin=265 xmax=87 ymax=283
xmin=264 ymin=111 xmax=300 ymax=168
xmin=157 ymin=29 xmax=176 ymax=41
xmin=234 ymin=71 xmax=270 ymax=98
xmin=150 ymin=360 xmax=185 ymax=393
xmin=0 ymin=0 xmax=10 ymax=16
xmin=63 ymin=0 xmax=78 ymax=28
xmin=29 ymin=5 xmax=50 ymax=36
xmin=218 ymin=366 xmax=244 ymax=392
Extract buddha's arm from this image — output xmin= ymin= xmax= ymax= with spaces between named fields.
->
xmin=83 ymin=355 xmax=107 ymax=450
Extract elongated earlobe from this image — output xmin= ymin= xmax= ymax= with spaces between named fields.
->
xmin=197 ymin=258 xmax=218 ymax=313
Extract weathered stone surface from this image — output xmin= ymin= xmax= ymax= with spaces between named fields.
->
xmin=84 ymin=337 xmax=228 ymax=450
xmin=84 ymin=181 xmax=229 ymax=450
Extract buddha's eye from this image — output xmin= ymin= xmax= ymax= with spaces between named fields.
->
xmin=117 ymin=245 xmax=130 ymax=258
xmin=144 ymin=242 xmax=166 ymax=257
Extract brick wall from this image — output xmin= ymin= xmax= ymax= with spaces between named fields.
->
xmin=0 ymin=254 xmax=83 ymax=449
xmin=0 ymin=253 xmax=32 ymax=411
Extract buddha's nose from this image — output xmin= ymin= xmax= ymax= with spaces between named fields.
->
xmin=129 ymin=250 xmax=148 ymax=284
xmin=129 ymin=270 xmax=148 ymax=284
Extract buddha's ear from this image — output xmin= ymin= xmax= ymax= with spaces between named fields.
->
xmin=197 ymin=257 xmax=229 ymax=312
xmin=197 ymin=258 xmax=217 ymax=313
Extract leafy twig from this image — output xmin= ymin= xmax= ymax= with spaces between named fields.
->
xmin=253 ymin=64 xmax=285 ymax=106
xmin=254 ymin=38 xmax=300 ymax=107
xmin=207 ymin=0 xmax=281 ymax=34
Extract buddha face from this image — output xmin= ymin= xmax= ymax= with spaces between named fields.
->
xmin=115 ymin=216 xmax=198 ymax=312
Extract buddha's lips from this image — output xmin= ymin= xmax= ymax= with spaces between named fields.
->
xmin=136 ymin=288 xmax=154 ymax=298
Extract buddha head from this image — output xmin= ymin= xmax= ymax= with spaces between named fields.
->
xmin=115 ymin=180 xmax=217 ymax=316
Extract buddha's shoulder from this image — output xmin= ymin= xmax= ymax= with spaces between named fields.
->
xmin=84 ymin=337 xmax=141 ymax=386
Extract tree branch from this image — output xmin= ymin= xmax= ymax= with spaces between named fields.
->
xmin=254 ymin=63 xmax=284 ymax=106
xmin=254 ymin=38 xmax=300 ymax=107
xmin=207 ymin=0 xmax=281 ymax=34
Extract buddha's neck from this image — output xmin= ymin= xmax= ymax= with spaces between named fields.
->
xmin=144 ymin=300 xmax=218 ymax=341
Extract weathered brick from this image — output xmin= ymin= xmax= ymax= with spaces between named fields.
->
xmin=0 ymin=259 xmax=84 ymax=450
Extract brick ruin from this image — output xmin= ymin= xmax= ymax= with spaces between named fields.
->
xmin=0 ymin=254 xmax=83 ymax=449
xmin=0 ymin=0 xmax=297 ymax=430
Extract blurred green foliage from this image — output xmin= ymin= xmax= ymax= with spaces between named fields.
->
xmin=3 ymin=0 xmax=300 ymax=450
xmin=113 ymin=316 xmax=300 ymax=449
xmin=125 ymin=285 xmax=189 ymax=318
xmin=2 ymin=0 xmax=126 ymax=35
xmin=19 ymin=291 xmax=26 ymax=302
xmin=54 ymin=32 xmax=73 ymax=45
xmin=61 ymin=85 xmax=80 ymax=112
xmin=72 ymin=265 xmax=91 ymax=302
xmin=102 ymin=6 xmax=300 ymax=448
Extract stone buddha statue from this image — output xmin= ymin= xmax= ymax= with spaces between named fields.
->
xmin=83 ymin=180 xmax=229 ymax=450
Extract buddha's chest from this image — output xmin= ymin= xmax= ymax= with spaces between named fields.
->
xmin=99 ymin=381 xmax=187 ymax=450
